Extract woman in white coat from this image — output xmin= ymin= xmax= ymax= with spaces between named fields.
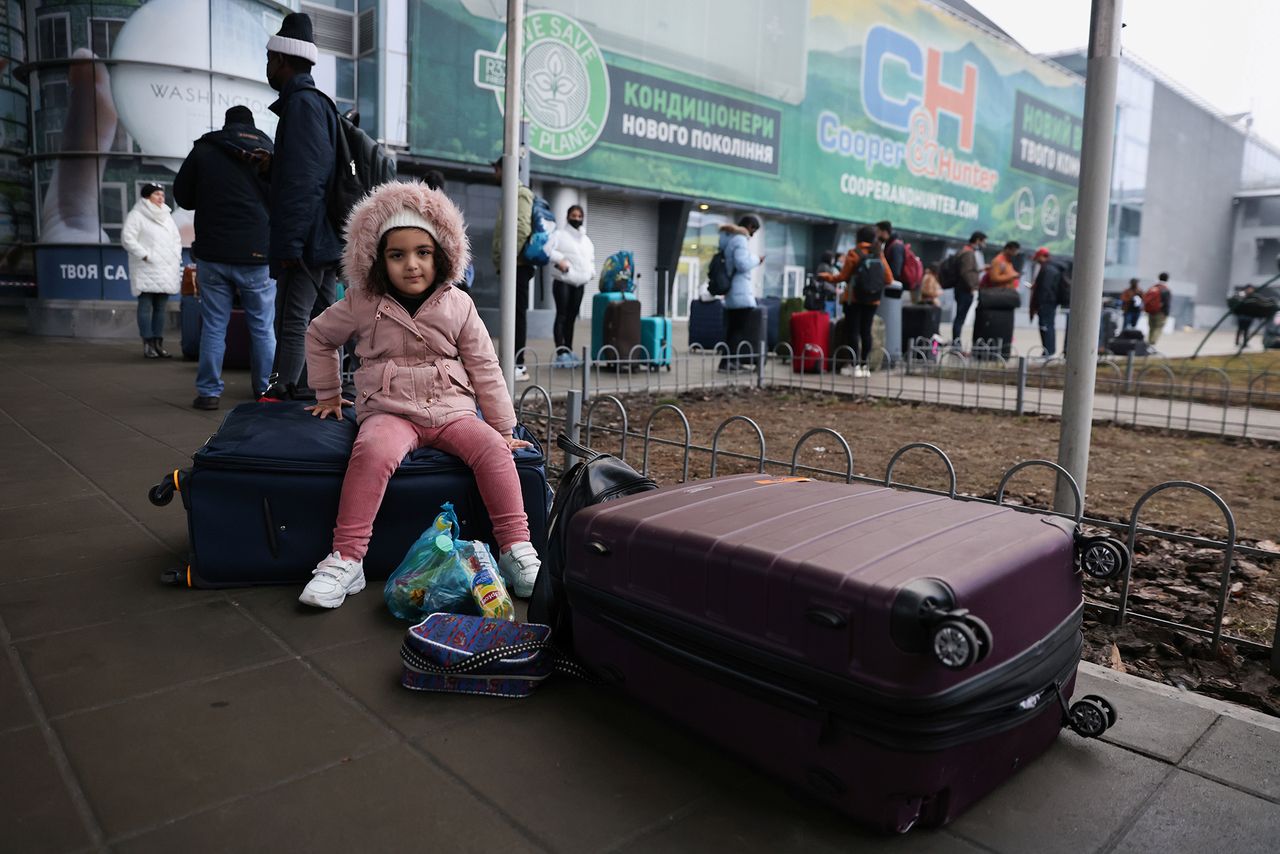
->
xmin=546 ymin=204 xmax=596 ymax=367
xmin=121 ymin=183 xmax=182 ymax=358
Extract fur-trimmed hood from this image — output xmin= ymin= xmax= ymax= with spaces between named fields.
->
xmin=718 ymin=223 xmax=750 ymax=237
xmin=342 ymin=181 xmax=472 ymax=292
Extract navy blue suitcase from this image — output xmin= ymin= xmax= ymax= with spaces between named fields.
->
xmin=688 ymin=298 xmax=726 ymax=351
xmin=759 ymin=295 xmax=782 ymax=350
xmin=150 ymin=402 xmax=551 ymax=588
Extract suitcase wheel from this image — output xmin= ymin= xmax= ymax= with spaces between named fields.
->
xmin=148 ymin=474 xmax=178 ymax=507
xmin=1076 ymin=536 xmax=1130 ymax=580
xmin=1067 ymin=697 xmax=1113 ymax=738
xmin=932 ymin=618 xmax=980 ymax=670
xmin=1081 ymin=693 xmax=1118 ymax=729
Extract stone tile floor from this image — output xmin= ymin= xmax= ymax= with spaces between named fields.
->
xmin=1 ymin=322 xmax=1277 ymax=852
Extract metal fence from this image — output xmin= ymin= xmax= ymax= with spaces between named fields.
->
xmin=514 ymin=340 xmax=1280 ymax=442
xmin=514 ymin=383 xmax=1280 ymax=679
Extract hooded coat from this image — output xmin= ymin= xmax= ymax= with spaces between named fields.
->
xmin=717 ymin=223 xmax=760 ymax=309
xmin=120 ymin=199 xmax=182 ymax=296
xmin=305 ymin=182 xmax=517 ymax=435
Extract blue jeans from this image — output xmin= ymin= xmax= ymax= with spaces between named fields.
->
xmin=196 ymin=261 xmax=276 ymax=397
xmin=1038 ymin=307 xmax=1057 ymax=355
xmin=136 ymin=293 xmax=169 ymax=339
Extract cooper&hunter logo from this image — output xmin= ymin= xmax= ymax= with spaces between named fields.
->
xmin=474 ymin=10 xmax=610 ymax=161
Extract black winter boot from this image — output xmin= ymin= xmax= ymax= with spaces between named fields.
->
xmin=153 ymin=338 xmax=173 ymax=359
xmin=143 ymin=338 xmax=159 ymax=359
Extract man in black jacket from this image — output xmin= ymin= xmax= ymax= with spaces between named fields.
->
xmin=1029 ymin=247 xmax=1066 ymax=355
xmin=876 ymin=220 xmax=905 ymax=283
xmin=174 ymin=106 xmax=275 ymax=409
xmin=259 ymin=12 xmax=341 ymax=400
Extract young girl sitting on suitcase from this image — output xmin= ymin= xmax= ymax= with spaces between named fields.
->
xmin=298 ymin=181 xmax=541 ymax=609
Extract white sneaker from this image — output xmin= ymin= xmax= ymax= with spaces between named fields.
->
xmin=839 ymin=365 xmax=856 ymax=377
xmin=299 ymin=551 xmax=365 ymax=608
xmin=514 ymin=365 xmax=530 ymax=381
xmin=499 ymin=541 xmax=541 ymax=598
xmin=856 ymin=365 xmax=870 ymax=378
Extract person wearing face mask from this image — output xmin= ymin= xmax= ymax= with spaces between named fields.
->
xmin=546 ymin=204 xmax=596 ymax=367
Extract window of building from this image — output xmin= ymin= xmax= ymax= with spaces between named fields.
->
xmin=43 ymin=129 xmax=61 ymax=152
xmin=1256 ymin=238 xmax=1280 ymax=277
xmin=89 ymin=18 xmax=125 ymax=59
xmin=100 ymin=182 xmax=127 ymax=242
xmin=40 ymin=79 xmax=67 ymax=111
xmin=36 ymin=13 xmax=70 ymax=61
xmin=1242 ymin=196 xmax=1280 ymax=229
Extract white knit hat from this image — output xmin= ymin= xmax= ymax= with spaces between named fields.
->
xmin=378 ymin=208 xmax=439 ymax=246
xmin=267 ymin=13 xmax=319 ymax=65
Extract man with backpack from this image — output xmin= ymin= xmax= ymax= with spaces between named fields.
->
xmin=875 ymin=220 xmax=922 ymax=291
xmin=174 ymin=105 xmax=276 ymax=409
xmin=259 ymin=12 xmax=341 ymax=401
xmin=1144 ymin=272 xmax=1173 ymax=346
xmin=491 ymin=157 xmax=535 ymax=381
xmin=818 ymin=225 xmax=894 ymax=376
xmin=941 ymin=230 xmax=987 ymax=343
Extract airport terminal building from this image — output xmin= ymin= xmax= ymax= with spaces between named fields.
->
xmin=2 ymin=0 xmax=1278 ymax=336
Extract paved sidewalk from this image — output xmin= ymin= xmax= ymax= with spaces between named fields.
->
xmin=2 ymin=321 xmax=1278 ymax=852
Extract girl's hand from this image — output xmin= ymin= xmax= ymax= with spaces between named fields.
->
xmin=306 ymin=396 xmax=353 ymax=420
xmin=506 ymin=434 xmax=533 ymax=452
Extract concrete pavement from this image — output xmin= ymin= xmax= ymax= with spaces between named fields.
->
xmin=2 ymin=314 xmax=1278 ymax=852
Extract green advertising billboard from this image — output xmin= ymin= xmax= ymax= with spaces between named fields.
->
xmin=410 ymin=0 xmax=1085 ymax=249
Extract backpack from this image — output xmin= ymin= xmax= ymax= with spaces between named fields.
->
xmin=598 ymin=250 xmax=636 ymax=293
xmin=803 ymin=277 xmax=827 ymax=311
xmin=527 ymin=434 xmax=658 ymax=645
xmin=897 ymin=240 xmax=923 ymax=290
xmin=1142 ymin=286 xmax=1165 ymax=314
xmin=851 ymin=252 xmax=886 ymax=303
xmin=707 ymin=249 xmax=732 ymax=296
xmin=304 ymin=88 xmax=397 ymax=238
xmin=938 ymin=248 xmax=966 ymax=290
xmin=520 ymin=195 xmax=556 ymax=265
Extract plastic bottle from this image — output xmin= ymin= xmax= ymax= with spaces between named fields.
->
xmin=461 ymin=542 xmax=515 ymax=621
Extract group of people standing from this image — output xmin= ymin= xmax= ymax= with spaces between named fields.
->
xmin=1119 ymin=274 xmax=1174 ymax=345
xmin=120 ymin=12 xmax=348 ymax=410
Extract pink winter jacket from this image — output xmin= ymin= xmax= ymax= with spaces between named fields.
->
xmin=304 ymin=182 xmax=517 ymax=435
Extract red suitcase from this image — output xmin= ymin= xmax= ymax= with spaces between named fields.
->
xmin=790 ymin=310 xmax=830 ymax=372
xmin=562 ymin=474 xmax=1122 ymax=832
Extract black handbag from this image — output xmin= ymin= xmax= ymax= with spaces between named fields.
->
xmin=527 ymin=434 xmax=658 ymax=644
xmin=978 ymin=287 xmax=1021 ymax=310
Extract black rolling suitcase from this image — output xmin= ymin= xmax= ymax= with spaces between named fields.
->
xmin=973 ymin=308 xmax=1014 ymax=359
xmin=901 ymin=303 xmax=941 ymax=350
xmin=149 ymin=402 xmax=552 ymax=588
xmin=688 ymin=298 xmax=726 ymax=351
xmin=1107 ymin=328 xmax=1149 ymax=356
xmin=727 ymin=306 xmax=767 ymax=366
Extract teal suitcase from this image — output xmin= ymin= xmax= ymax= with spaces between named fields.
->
xmin=640 ymin=316 xmax=672 ymax=368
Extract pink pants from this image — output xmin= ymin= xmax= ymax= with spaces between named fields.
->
xmin=332 ymin=413 xmax=529 ymax=561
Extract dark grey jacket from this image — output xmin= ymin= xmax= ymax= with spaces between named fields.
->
xmin=266 ymin=73 xmax=341 ymax=274
xmin=173 ymin=123 xmax=273 ymax=265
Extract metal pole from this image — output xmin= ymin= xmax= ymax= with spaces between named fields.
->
xmin=1055 ymin=0 xmax=1123 ymax=514
xmin=1015 ymin=356 xmax=1027 ymax=416
xmin=564 ymin=389 xmax=583 ymax=469
xmin=499 ymin=0 xmax=525 ymax=395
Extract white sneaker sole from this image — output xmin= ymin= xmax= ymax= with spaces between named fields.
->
xmin=510 ymin=577 xmax=535 ymax=599
xmin=298 ymin=575 xmax=366 ymax=609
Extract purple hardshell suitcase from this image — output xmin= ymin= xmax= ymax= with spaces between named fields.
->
xmin=562 ymin=474 xmax=1120 ymax=832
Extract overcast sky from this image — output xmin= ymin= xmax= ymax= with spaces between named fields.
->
xmin=968 ymin=0 xmax=1280 ymax=146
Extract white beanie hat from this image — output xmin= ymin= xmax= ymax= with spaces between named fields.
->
xmin=378 ymin=208 xmax=439 ymax=246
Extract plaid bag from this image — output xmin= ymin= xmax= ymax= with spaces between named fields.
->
xmin=400 ymin=613 xmax=562 ymax=698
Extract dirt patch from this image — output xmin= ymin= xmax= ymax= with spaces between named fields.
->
xmin=579 ymin=387 xmax=1280 ymax=716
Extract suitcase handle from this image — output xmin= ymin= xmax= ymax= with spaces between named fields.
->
xmin=557 ymin=432 xmax=603 ymax=461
